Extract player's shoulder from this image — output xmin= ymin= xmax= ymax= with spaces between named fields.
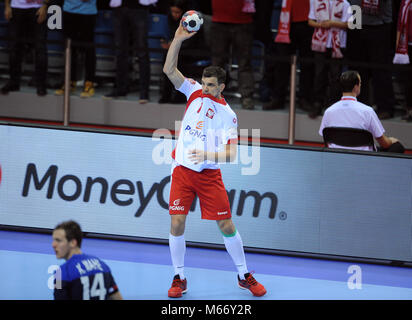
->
xmin=219 ymin=100 xmax=236 ymax=115
xmin=219 ymin=103 xmax=238 ymax=123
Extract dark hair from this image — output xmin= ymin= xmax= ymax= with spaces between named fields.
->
xmin=340 ymin=70 xmax=360 ymax=92
xmin=54 ymin=220 xmax=83 ymax=248
xmin=169 ymin=0 xmax=188 ymax=11
xmin=202 ymin=66 xmax=226 ymax=85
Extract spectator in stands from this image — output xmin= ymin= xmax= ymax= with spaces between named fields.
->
xmin=319 ymin=70 xmax=405 ymax=153
xmin=158 ymin=0 xmax=208 ymax=104
xmin=253 ymin=0 xmax=275 ymax=103
xmin=54 ymin=0 xmax=98 ymax=98
xmin=264 ymin=0 xmax=315 ymax=112
xmin=158 ymin=0 xmax=188 ymax=103
xmin=210 ymin=0 xmax=256 ymax=110
xmin=393 ymin=0 xmax=412 ymax=122
xmin=307 ymin=0 xmax=351 ymax=119
xmin=1 ymin=0 xmax=48 ymax=96
xmin=346 ymin=0 xmax=396 ymax=120
xmin=103 ymin=0 xmax=154 ymax=103
xmin=192 ymin=0 xmax=212 ymax=47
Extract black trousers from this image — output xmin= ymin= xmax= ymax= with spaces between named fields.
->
xmin=8 ymin=8 xmax=47 ymax=87
xmin=62 ymin=11 xmax=96 ymax=82
xmin=210 ymin=22 xmax=255 ymax=99
xmin=112 ymin=7 xmax=150 ymax=98
xmin=346 ymin=24 xmax=395 ymax=115
xmin=271 ymin=21 xmax=315 ymax=103
xmin=313 ymin=49 xmax=344 ymax=108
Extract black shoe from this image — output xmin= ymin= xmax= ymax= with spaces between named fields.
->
xmin=103 ymin=90 xmax=127 ymax=100
xmin=37 ymin=87 xmax=47 ymax=96
xmin=1 ymin=83 xmax=20 ymax=95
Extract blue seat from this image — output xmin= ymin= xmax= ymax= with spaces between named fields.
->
xmin=148 ymin=13 xmax=169 ymax=39
xmin=47 ymin=30 xmax=65 ymax=74
xmin=95 ymin=33 xmax=115 ymax=57
xmin=95 ymin=10 xmax=114 ymax=34
xmin=148 ymin=36 xmax=165 ymax=63
xmin=47 ymin=29 xmax=64 ymax=52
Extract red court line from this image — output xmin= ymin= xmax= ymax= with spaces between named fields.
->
xmin=1 ymin=117 xmax=411 ymax=154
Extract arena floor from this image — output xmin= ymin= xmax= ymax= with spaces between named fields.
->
xmin=1 ymin=230 xmax=412 ymax=300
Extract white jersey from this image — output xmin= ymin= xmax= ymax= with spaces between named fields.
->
xmin=11 ymin=0 xmax=43 ymax=9
xmin=319 ymin=96 xmax=385 ymax=151
xmin=172 ymin=78 xmax=238 ymax=172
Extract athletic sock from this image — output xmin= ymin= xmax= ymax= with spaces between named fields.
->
xmin=169 ymin=233 xmax=186 ymax=280
xmin=222 ymin=230 xmax=248 ymax=280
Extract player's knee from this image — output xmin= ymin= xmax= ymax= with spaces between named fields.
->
xmin=217 ymin=219 xmax=235 ymax=235
xmin=170 ymin=215 xmax=186 ymax=236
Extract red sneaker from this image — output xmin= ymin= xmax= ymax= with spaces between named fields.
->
xmin=168 ymin=274 xmax=187 ymax=298
xmin=238 ymin=272 xmax=267 ymax=297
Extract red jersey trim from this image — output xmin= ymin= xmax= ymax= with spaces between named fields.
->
xmin=186 ymin=89 xmax=227 ymax=112
xmin=186 ymin=89 xmax=203 ymax=112
xmin=341 ymin=97 xmax=357 ymax=101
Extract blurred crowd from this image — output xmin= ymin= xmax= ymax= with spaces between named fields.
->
xmin=0 ymin=0 xmax=411 ymax=121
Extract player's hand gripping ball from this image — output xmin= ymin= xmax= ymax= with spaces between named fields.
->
xmin=181 ymin=10 xmax=204 ymax=33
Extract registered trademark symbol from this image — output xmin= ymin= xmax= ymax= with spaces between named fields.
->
xmin=279 ymin=211 xmax=287 ymax=220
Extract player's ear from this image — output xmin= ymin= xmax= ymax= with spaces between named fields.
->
xmin=69 ymin=238 xmax=78 ymax=249
xmin=219 ymin=83 xmax=225 ymax=93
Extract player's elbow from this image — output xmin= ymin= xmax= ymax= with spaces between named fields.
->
xmin=163 ymin=65 xmax=174 ymax=77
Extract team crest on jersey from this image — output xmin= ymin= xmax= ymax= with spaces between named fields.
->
xmin=206 ymin=108 xmax=215 ymax=119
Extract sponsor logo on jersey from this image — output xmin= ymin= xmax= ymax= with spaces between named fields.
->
xmin=195 ymin=121 xmax=204 ymax=130
xmin=217 ymin=211 xmax=228 ymax=215
xmin=184 ymin=125 xmax=206 ymax=141
xmin=206 ymin=108 xmax=215 ymax=119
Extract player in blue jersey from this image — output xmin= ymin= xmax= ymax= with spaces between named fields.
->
xmin=52 ymin=220 xmax=123 ymax=300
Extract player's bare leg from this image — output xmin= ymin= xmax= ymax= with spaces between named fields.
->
xmin=218 ymin=218 xmax=267 ymax=297
xmin=170 ymin=214 xmax=187 ymax=236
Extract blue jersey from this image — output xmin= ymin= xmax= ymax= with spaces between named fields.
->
xmin=63 ymin=0 xmax=98 ymax=15
xmin=54 ymin=254 xmax=118 ymax=300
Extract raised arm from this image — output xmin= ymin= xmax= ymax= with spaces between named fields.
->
xmin=163 ymin=24 xmax=196 ymax=89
